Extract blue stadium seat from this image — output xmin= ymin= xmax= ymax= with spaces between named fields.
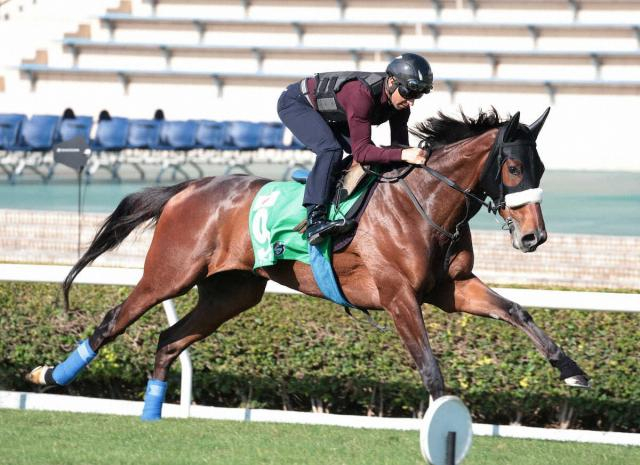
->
xmin=0 ymin=114 xmax=27 ymax=180
xmin=0 ymin=113 xmax=27 ymax=150
xmin=19 ymin=115 xmax=60 ymax=151
xmin=155 ymin=120 xmax=200 ymax=183
xmin=291 ymin=168 xmax=310 ymax=183
xmin=56 ymin=115 xmax=93 ymax=143
xmin=87 ymin=117 xmax=130 ymax=182
xmin=45 ymin=116 xmax=94 ymax=181
xmin=127 ymin=119 xmax=162 ymax=149
xmin=259 ymin=122 xmax=286 ymax=149
xmin=5 ymin=115 xmax=59 ymax=183
xmin=226 ymin=121 xmax=262 ymax=151
xmin=44 ymin=115 xmax=93 ymax=181
xmin=195 ymin=120 xmax=229 ymax=150
xmin=159 ymin=120 xmax=197 ymax=150
xmin=92 ymin=117 xmax=129 ymax=151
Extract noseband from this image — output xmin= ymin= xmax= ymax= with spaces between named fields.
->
xmin=362 ymin=125 xmax=543 ymax=269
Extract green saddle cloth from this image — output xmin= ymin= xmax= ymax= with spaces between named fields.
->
xmin=249 ymin=178 xmax=372 ymax=269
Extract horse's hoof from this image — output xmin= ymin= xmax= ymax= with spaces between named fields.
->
xmin=25 ymin=365 xmax=52 ymax=385
xmin=564 ymin=375 xmax=590 ymax=389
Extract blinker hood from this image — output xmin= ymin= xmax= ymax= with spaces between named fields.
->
xmin=479 ymin=120 xmax=545 ymax=206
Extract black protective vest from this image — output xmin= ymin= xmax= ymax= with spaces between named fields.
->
xmin=313 ymin=71 xmax=386 ymax=123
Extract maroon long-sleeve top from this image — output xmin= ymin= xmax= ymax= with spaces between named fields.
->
xmin=304 ymin=77 xmax=410 ymax=163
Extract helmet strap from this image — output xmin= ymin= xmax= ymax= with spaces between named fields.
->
xmin=385 ymin=77 xmax=400 ymax=98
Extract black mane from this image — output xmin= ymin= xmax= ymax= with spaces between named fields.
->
xmin=410 ymin=107 xmax=507 ymax=148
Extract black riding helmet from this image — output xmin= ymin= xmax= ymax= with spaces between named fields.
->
xmin=386 ymin=53 xmax=433 ymax=99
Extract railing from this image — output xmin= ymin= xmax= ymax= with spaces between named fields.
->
xmin=0 ymin=264 xmax=640 ymax=445
xmin=0 ymin=264 xmax=301 ymax=418
xmin=1 ymin=263 xmax=639 ymax=430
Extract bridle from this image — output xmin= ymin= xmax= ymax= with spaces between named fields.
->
xmin=362 ymin=124 xmax=542 ymax=268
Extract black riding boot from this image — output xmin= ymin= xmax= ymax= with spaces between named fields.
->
xmin=305 ymin=204 xmax=355 ymax=245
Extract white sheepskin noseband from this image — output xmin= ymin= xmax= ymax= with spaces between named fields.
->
xmin=504 ymin=188 xmax=543 ymax=208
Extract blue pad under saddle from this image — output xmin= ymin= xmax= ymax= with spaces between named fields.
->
xmin=291 ymin=168 xmax=309 ymax=184
xmin=309 ymin=243 xmax=352 ymax=307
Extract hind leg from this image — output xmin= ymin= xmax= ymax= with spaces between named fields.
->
xmin=141 ymin=271 xmax=267 ymax=420
xmin=27 ymin=247 xmax=209 ymax=387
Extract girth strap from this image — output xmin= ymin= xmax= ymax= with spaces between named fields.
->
xmin=344 ymin=307 xmax=388 ymax=332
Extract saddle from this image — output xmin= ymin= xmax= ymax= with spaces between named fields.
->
xmin=248 ymin=159 xmax=379 ymax=308
xmin=292 ymin=158 xmax=378 ymax=251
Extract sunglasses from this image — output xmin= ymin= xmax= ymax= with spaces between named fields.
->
xmin=397 ymin=79 xmax=432 ymax=100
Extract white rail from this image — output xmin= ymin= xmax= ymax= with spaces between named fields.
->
xmin=0 ymin=263 xmax=638 ymax=312
xmin=0 ymin=264 xmax=197 ymax=417
xmin=1 ymin=263 xmax=639 ymax=445
xmin=1 ymin=390 xmax=639 ymax=446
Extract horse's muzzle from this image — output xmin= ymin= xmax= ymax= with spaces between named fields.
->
xmin=507 ymin=216 xmax=547 ymax=253
xmin=519 ymin=228 xmax=547 ymax=252
xmin=503 ymin=201 xmax=547 ymax=253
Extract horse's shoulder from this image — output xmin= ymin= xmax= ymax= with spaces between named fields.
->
xmin=447 ymin=226 xmax=475 ymax=279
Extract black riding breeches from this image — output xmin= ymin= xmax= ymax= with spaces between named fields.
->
xmin=277 ymin=82 xmax=347 ymax=207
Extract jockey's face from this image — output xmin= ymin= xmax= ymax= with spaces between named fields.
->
xmin=388 ymin=77 xmax=417 ymax=110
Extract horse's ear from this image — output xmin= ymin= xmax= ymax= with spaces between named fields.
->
xmin=504 ymin=111 xmax=520 ymax=142
xmin=528 ymin=107 xmax=551 ymax=140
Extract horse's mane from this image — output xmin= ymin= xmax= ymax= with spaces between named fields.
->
xmin=410 ymin=107 xmax=506 ymax=149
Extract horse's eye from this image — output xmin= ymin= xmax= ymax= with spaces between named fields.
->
xmin=508 ymin=166 xmax=521 ymax=176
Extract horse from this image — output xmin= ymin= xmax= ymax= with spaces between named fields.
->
xmin=26 ymin=108 xmax=589 ymax=418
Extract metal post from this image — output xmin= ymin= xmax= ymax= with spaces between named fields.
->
xmin=161 ymin=299 xmax=193 ymax=418
xmin=446 ymin=431 xmax=456 ymax=465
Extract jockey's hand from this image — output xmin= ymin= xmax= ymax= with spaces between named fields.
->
xmin=401 ymin=147 xmax=427 ymax=165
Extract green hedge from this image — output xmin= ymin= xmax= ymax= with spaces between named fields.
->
xmin=1 ymin=282 xmax=637 ymax=432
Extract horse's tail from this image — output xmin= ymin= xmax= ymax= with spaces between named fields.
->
xmin=63 ymin=180 xmax=193 ymax=311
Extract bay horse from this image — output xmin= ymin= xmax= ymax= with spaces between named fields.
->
xmin=27 ymin=108 xmax=589 ymax=417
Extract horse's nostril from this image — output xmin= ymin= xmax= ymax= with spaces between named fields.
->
xmin=521 ymin=233 xmax=537 ymax=248
xmin=538 ymin=229 xmax=548 ymax=245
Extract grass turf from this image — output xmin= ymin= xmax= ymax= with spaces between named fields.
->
xmin=0 ymin=409 xmax=638 ymax=465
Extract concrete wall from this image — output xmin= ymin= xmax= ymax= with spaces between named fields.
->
xmin=1 ymin=209 xmax=637 ymax=290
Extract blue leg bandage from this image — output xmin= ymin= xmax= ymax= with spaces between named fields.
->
xmin=141 ymin=379 xmax=167 ymax=421
xmin=52 ymin=339 xmax=97 ymax=386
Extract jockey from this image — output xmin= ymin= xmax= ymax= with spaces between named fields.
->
xmin=277 ymin=53 xmax=433 ymax=245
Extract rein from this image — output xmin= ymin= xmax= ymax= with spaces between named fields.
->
xmin=362 ymin=149 xmax=502 ymax=241
xmin=422 ymin=165 xmax=501 ymax=215
xmin=362 ymin=142 xmax=506 ymax=271
xmin=361 ymin=163 xmax=413 ymax=183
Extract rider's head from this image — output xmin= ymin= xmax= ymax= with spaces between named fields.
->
xmin=386 ymin=53 xmax=433 ymax=110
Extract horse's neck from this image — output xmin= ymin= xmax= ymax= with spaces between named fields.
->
xmin=408 ymin=131 xmax=497 ymax=230
xmin=430 ymin=130 xmax=496 ymax=185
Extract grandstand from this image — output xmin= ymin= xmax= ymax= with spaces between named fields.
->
xmin=1 ymin=0 xmax=640 ymax=180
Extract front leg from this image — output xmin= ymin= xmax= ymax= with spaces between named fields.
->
xmin=427 ymin=274 xmax=590 ymax=388
xmin=382 ymin=285 xmax=445 ymax=399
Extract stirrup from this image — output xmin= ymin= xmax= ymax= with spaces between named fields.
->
xmin=307 ymin=218 xmax=356 ymax=245
xmin=306 ymin=221 xmax=333 ymax=245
